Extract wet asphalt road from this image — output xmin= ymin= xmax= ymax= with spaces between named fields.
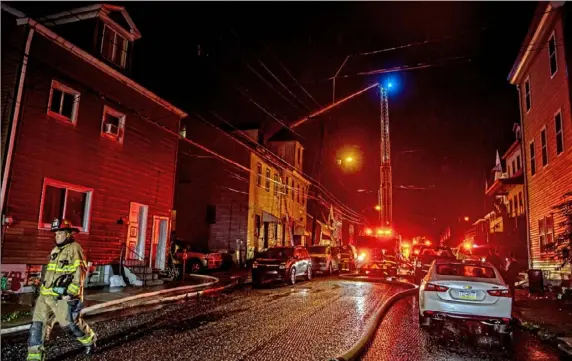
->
xmin=2 ymin=277 xmax=398 ymax=361
xmin=2 ymin=277 xmax=565 ymax=361
xmin=361 ymin=296 xmax=565 ymax=361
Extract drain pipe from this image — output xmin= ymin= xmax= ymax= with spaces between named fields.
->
xmin=516 ymin=84 xmax=533 ymax=270
xmin=1 ymin=26 xmax=34 ymax=219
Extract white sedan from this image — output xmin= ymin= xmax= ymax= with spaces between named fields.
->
xmin=418 ymin=259 xmax=512 ymax=334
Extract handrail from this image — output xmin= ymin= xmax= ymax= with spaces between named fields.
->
xmin=120 ymin=243 xmax=148 ymax=269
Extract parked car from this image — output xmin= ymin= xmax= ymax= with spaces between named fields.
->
xmin=413 ymin=246 xmax=456 ymax=284
xmin=358 ymin=253 xmax=398 ymax=277
xmin=307 ymin=245 xmax=339 ymax=275
xmin=169 ymin=240 xmax=223 ymax=276
xmin=418 ymin=259 xmax=512 ymax=341
xmin=338 ymin=245 xmax=358 ymax=272
xmin=252 ymin=246 xmax=312 ymax=286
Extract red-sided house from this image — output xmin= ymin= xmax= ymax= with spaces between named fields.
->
xmin=1 ymin=4 xmax=187 ymax=289
xmin=509 ymin=2 xmax=572 ymax=280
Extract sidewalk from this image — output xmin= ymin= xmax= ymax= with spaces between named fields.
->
xmin=209 ymin=267 xmax=251 ymax=284
xmin=1 ymin=276 xmax=210 ymax=329
xmin=513 ymin=288 xmax=572 ymax=355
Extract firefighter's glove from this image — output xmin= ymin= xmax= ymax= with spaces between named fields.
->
xmin=53 ymin=287 xmax=67 ymax=296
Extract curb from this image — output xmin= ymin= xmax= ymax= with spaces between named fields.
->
xmin=332 ymin=275 xmax=418 ymax=361
xmin=0 ymin=274 xmax=220 ymax=336
xmin=513 ymin=315 xmax=572 ymax=357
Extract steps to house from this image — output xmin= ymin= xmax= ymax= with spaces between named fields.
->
xmin=124 ymin=265 xmax=164 ymax=287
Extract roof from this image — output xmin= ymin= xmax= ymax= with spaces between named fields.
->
xmin=268 ymin=128 xmax=303 ymax=143
xmin=485 ymin=173 xmax=524 ymax=196
xmin=12 ymin=15 xmax=186 ymax=118
xmin=36 ymin=3 xmax=141 ymax=40
xmin=508 ymin=2 xmax=555 ymax=84
xmin=501 ymin=140 xmax=520 ymax=160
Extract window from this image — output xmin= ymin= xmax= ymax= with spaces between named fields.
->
xmin=297 ymin=184 xmax=300 ymax=204
xmin=548 ymin=32 xmax=557 ymax=77
xmin=524 ymin=78 xmax=531 ymax=112
xmin=511 ymin=160 xmax=516 ymax=176
xmin=285 ymin=177 xmax=289 ymax=195
xmin=518 ymin=192 xmax=524 ymax=214
xmin=47 ymin=80 xmax=80 ymax=123
xmin=513 ymin=196 xmax=518 ymax=216
xmin=274 ymin=174 xmax=279 ymax=196
xmin=39 ymin=179 xmax=93 ymax=232
xmin=256 ymin=163 xmax=262 ymax=186
xmin=507 ymin=164 xmax=512 ymax=177
xmin=206 ymin=205 xmax=216 ymax=224
xmin=555 ymin=111 xmax=563 ymax=155
xmin=539 ymin=215 xmax=554 ymax=253
xmin=541 ymin=128 xmax=548 ymax=166
xmin=101 ymin=106 xmax=126 ymax=143
xmin=291 ymin=180 xmax=295 ymax=200
xmin=265 ymin=168 xmax=271 ymax=192
xmin=516 ymin=155 xmax=521 ymax=171
xmin=529 ymin=141 xmax=536 ymax=175
xmin=101 ymin=24 xmax=128 ymax=68
xmin=509 ymin=198 xmax=513 ymax=216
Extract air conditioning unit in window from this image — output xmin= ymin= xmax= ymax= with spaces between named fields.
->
xmin=104 ymin=123 xmax=119 ymax=136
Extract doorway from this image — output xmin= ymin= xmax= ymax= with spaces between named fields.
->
xmin=127 ymin=202 xmax=148 ymax=260
xmin=151 ymin=216 xmax=169 ymax=270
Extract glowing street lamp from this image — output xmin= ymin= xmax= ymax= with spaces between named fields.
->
xmin=464 ymin=216 xmax=470 ymax=222
xmin=374 ymin=205 xmax=381 ymax=211
xmin=345 ymin=156 xmax=354 ymax=163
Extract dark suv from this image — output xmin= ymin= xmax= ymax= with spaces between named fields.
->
xmin=252 ymin=246 xmax=312 ymax=286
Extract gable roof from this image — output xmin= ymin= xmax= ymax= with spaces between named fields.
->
xmin=35 ymin=3 xmax=141 ymax=41
xmin=508 ymin=2 xmax=556 ymax=84
xmin=268 ymin=128 xmax=303 ymax=143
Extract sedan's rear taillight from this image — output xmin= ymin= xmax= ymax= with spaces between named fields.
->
xmin=425 ymin=283 xmax=449 ymax=292
xmin=487 ymin=289 xmax=512 ymax=297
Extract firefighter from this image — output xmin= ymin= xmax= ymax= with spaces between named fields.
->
xmin=27 ymin=219 xmax=96 ymax=361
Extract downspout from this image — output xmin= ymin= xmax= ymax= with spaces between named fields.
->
xmin=1 ymin=27 xmax=34 ymax=221
xmin=517 ymin=84 xmax=533 ymax=270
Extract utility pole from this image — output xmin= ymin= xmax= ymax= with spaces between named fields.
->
xmin=379 ymin=86 xmax=392 ymax=227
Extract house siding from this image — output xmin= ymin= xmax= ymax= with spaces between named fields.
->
xmin=519 ymin=13 xmax=572 ymax=274
xmin=2 ymin=32 xmax=180 ymax=266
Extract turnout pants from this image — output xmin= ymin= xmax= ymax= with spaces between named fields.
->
xmin=27 ymin=295 xmax=95 ymax=361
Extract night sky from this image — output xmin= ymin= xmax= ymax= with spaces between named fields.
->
xmin=15 ymin=1 xmax=539 ymax=239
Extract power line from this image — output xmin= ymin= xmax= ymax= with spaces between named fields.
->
xmin=197 ymin=110 xmax=365 ymax=220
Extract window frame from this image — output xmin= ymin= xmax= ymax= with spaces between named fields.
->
xmin=273 ymin=174 xmax=279 ymax=196
xmin=38 ymin=178 xmax=93 ymax=233
xmin=100 ymin=24 xmax=128 ymax=68
xmin=291 ymin=180 xmax=295 ymax=200
xmin=524 ymin=77 xmax=531 ymax=113
xmin=101 ymin=105 xmax=126 ymax=143
xmin=47 ymin=79 xmax=80 ymax=124
xmin=265 ymin=168 xmax=271 ymax=192
xmin=518 ymin=192 xmax=524 ymax=214
xmin=554 ymin=109 xmax=564 ymax=156
xmin=256 ymin=163 xmax=262 ymax=187
xmin=548 ymin=31 xmax=558 ymax=78
xmin=540 ymin=126 xmax=548 ymax=167
xmin=539 ymin=215 xmax=554 ymax=253
xmin=516 ymin=155 xmax=521 ymax=172
xmin=529 ymin=140 xmax=536 ymax=176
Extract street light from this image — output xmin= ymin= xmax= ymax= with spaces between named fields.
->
xmin=464 ymin=216 xmax=470 ymax=222
xmin=345 ymin=156 xmax=354 ymax=163
xmin=374 ymin=205 xmax=381 ymax=211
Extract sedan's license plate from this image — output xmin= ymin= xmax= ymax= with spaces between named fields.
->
xmin=459 ymin=291 xmax=477 ymax=300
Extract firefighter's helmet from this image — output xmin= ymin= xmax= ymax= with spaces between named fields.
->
xmin=51 ymin=218 xmax=80 ymax=233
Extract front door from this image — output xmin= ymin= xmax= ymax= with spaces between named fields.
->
xmin=127 ymin=202 xmax=148 ymax=260
xmin=150 ymin=216 xmax=169 ymax=270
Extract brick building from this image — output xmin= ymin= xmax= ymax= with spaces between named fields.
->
xmin=175 ymin=123 xmax=309 ymax=261
xmin=509 ymin=2 xmax=572 ymax=277
xmin=1 ymin=4 xmax=186 ymax=288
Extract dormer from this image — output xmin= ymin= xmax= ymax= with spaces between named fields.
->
xmin=268 ymin=129 xmax=304 ymax=171
xmin=35 ymin=4 xmax=141 ymax=73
